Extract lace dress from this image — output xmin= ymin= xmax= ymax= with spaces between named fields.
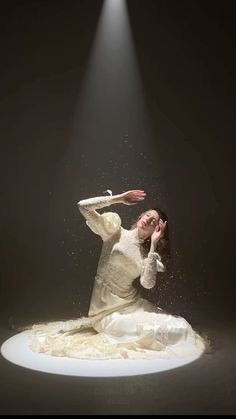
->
xmin=30 ymin=195 xmax=205 ymax=359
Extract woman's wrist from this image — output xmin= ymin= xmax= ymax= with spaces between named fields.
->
xmin=149 ymin=242 xmax=158 ymax=253
xmin=111 ymin=194 xmax=123 ymax=204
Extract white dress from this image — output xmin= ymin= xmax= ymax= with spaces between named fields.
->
xmin=30 ymin=195 xmax=205 ymax=359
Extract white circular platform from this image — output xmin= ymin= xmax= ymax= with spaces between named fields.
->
xmin=1 ymin=331 xmax=202 ymax=377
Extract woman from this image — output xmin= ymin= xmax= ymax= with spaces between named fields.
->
xmin=30 ymin=190 xmax=205 ymax=359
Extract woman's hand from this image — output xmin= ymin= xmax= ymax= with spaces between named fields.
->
xmin=151 ymin=219 xmax=167 ymax=245
xmin=119 ymin=190 xmax=146 ymax=205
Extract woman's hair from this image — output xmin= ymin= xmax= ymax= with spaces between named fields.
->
xmin=131 ymin=208 xmax=171 ymax=265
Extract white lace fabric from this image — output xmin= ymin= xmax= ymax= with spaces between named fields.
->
xmin=29 ymin=195 xmax=205 ymax=359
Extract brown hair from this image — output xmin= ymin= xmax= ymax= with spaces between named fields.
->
xmin=131 ymin=208 xmax=170 ymax=265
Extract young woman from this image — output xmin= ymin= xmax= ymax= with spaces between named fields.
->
xmin=30 ymin=190 xmax=205 ymax=359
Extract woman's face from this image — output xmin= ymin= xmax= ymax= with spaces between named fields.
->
xmin=137 ymin=210 xmax=160 ymax=237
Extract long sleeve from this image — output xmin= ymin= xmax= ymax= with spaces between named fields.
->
xmin=77 ymin=195 xmax=121 ymax=241
xmin=140 ymin=252 xmax=165 ymax=289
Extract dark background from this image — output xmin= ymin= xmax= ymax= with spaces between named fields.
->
xmin=1 ymin=0 xmax=236 ymax=329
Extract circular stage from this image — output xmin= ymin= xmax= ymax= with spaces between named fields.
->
xmin=1 ymin=331 xmax=202 ymax=377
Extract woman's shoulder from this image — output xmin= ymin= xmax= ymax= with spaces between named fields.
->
xmin=100 ymin=211 xmax=122 ymax=235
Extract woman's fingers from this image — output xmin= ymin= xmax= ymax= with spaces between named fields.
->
xmin=133 ymin=194 xmax=146 ymax=197
xmin=131 ymin=190 xmax=145 ymax=193
xmin=129 ymin=190 xmax=146 ymax=195
xmin=129 ymin=191 xmax=146 ymax=200
xmin=159 ymin=220 xmax=167 ymax=230
xmin=123 ymin=190 xmax=146 ymax=204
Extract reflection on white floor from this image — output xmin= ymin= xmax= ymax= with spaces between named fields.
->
xmin=1 ymin=331 xmax=202 ymax=377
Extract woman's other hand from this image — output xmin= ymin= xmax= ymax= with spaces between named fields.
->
xmin=151 ymin=219 xmax=167 ymax=245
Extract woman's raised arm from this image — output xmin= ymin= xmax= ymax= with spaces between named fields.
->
xmin=77 ymin=190 xmax=146 ymax=241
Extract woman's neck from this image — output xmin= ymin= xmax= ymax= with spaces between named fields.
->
xmin=136 ymin=227 xmax=150 ymax=241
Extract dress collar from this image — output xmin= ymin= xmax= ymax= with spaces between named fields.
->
xmin=129 ymin=228 xmax=145 ymax=244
